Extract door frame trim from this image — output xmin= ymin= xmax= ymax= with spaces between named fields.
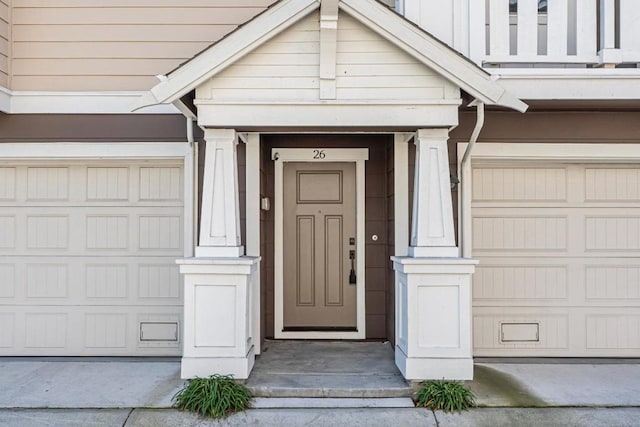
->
xmin=272 ymin=148 xmax=368 ymax=339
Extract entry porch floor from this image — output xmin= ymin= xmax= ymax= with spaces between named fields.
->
xmin=245 ymin=340 xmax=413 ymax=398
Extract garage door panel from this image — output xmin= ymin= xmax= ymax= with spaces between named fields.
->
xmin=473 ymin=216 xmax=568 ymax=252
xmin=0 ymin=160 xmax=184 ymax=356
xmin=585 ymin=216 xmax=640 ymax=251
xmin=0 ymin=306 xmax=182 ymax=356
xmin=0 ymin=207 xmax=183 ymax=256
xmin=474 ymin=264 xmax=569 ymax=302
xmin=473 ymin=166 xmax=568 ymax=202
xmin=473 ymin=308 xmax=570 ymax=354
xmin=1 ymin=257 xmax=182 ymax=306
xmin=0 ymin=167 xmax=16 ymax=200
xmin=473 ymin=162 xmax=640 ymax=357
xmin=586 ymin=312 xmax=640 ymax=351
xmin=584 ymin=167 xmax=640 ymax=202
xmin=586 ymin=265 xmax=640 ymax=300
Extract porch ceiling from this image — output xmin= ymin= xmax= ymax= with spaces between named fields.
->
xmin=133 ymin=0 xmax=526 ymax=128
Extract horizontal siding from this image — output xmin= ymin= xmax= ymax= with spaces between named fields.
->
xmin=199 ymin=10 xmax=447 ymax=103
xmin=0 ymin=0 xmax=8 ymax=87
xmin=200 ymin=12 xmax=320 ymax=102
xmin=336 ymin=13 xmax=450 ymax=101
xmin=10 ymin=1 xmax=274 ymax=90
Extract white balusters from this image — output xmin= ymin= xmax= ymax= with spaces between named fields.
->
xmin=619 ymin=0 xmax=640 ymax=63
xmin=517 ymin=0 xmax=538 ymax=58
xmin=489 ymin=0 xmax=511 ymax=59
xmin=547 ymin=0 xmax=568 ymax=58
xmin=479 ymin=0 xmax=600 ymax=65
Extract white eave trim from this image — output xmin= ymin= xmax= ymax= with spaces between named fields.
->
xmin=0 ymin=90 xmax=181 ymax=114
xmin=488 ymin=68 xmax=640 ymax=100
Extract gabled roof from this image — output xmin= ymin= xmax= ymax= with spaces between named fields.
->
xmin=134 ymin=0 xmax=527 ymax=113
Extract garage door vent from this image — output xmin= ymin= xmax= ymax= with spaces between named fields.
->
xmin=500 ymin=323 xmax=539 ymax=342
xmin=140 ymin=322 xmax=179 ymax=342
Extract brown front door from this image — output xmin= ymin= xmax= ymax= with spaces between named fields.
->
xmin=283 ymin=162 xmax=357 ymax=330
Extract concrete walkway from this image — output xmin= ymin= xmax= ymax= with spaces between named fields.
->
xmin=0 ymin=358 xmax=182 ymax=408
xmin=2 ymin=408 xmax=640 ymax=426
xmin=2 ymin=349 xmax=640 ymax=426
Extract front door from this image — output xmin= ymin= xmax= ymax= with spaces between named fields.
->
xmin=283 ymin=162 xmax=357 ymax=330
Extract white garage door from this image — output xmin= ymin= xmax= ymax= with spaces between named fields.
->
xmin=472 ymin=162 xmax=640 ymax=357
xmin=0 ymin=160 xmax=184 ymax=356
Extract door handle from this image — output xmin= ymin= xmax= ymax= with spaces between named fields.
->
xmin=349 ymin=250 xmax=357 ymax=284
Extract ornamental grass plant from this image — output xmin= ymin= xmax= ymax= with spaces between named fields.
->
xmin=173 ymin=374 xmax=252 ymax=419
xmin=415 ymin=379 xmax=476 ymax=413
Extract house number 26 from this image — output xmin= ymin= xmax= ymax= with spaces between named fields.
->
xmin=313 ymin=149 xmax=326 ymax=159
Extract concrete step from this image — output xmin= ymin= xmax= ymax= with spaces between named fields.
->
xmin=246 ymin=374 xmax=413 ymax=399
xmin=252 ymin=397 xmax=416 ymax=409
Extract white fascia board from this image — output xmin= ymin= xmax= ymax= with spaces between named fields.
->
xmin=469 ymin=143 xmax=640 ymax=162
xmin=340 ymin=0 xmax=528 ymax=113
xmin=136 ymin=0 xmax=319 ymax=110
xmin=489 ymin=69 xmax=640 ymax=100
xmin=0 ymin=142 xmax=189 ymax=159
xmin=8 ymin=91 xmax=180 ymax=114
xmin=195 ymin=102 xmax=460 ymax=129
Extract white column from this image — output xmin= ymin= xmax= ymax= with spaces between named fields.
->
xmin=244 ymin=133 xmax=261 ymax=355
xmin=394 ymin=133 xmax=411 ymax=257
xmin=179 ymin=128 xmax=258 ymax=380
xmin=196 ymin=128 xmax=244 ymax=257
xmin=408 ymin=128 xmax=458 ymax=258
xmin=392 ymin=258 xmax=476 ymax=380
xmin=393 ymin=127 xmax=477 ymax=381
xmin=178 ymin=258 xmax=258 ymax=379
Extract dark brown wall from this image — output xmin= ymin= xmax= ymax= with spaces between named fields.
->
xmin=261 ymin=134 xmax=393 ymax=340
xmin=0 ymin=114 xmax=188 ymax=142
xmin=385 ymin=142 xmax=395 ymax=345
xmin=451 ymin=110 xmax=640 ymax=144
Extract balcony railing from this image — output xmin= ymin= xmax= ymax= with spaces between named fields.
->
xmin=469 ymin=0 xmax=640 ymax=67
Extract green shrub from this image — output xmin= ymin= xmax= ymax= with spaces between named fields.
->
xmin=173 ymin=374 xmax=252 ymax=419
xmin=415 ymin=379 xmax=476 ymax=412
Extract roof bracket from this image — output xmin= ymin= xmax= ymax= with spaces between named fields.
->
xmin=319 ymin=0 xmax=339 ymax=99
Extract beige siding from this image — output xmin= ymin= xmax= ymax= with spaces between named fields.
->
xmin=0 ymin=0 xmax=8 ymax=87
xmin=199 ymin=10 xmax=454 ymax=103
xmin=10 ymin=0 xmax=275 ymax=91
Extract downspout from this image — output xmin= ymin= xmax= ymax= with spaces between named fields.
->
xmin=186 ymin=117 xmax=199 ymax=258
xmin=460 ymin=100 xmax=485 ymax=258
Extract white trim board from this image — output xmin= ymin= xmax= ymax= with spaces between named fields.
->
xmin=0 ymin=142 xmax=190 ymax=159
xmin=272 ymin=148 xmax=368 ymax=340
xmin=2 ymin=90 xmax=180 ymax=114
xmin=492 ymin=69 xmax=640 ymax=100
xmin=244 ymin=133 xmax=262 ymax=354
xmin=461 ymin=143 xmax=640 ymax=162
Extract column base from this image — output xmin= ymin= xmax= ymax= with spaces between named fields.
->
xmin=181 ymin=346 xmax=256 ymax=379
xmin=395 ymin=346 xmax=473 ymax=380
xmin=195 ymin=245 xmax=244 ymax=257
xmin=408 ymin=246 xmax=458 ymax=258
